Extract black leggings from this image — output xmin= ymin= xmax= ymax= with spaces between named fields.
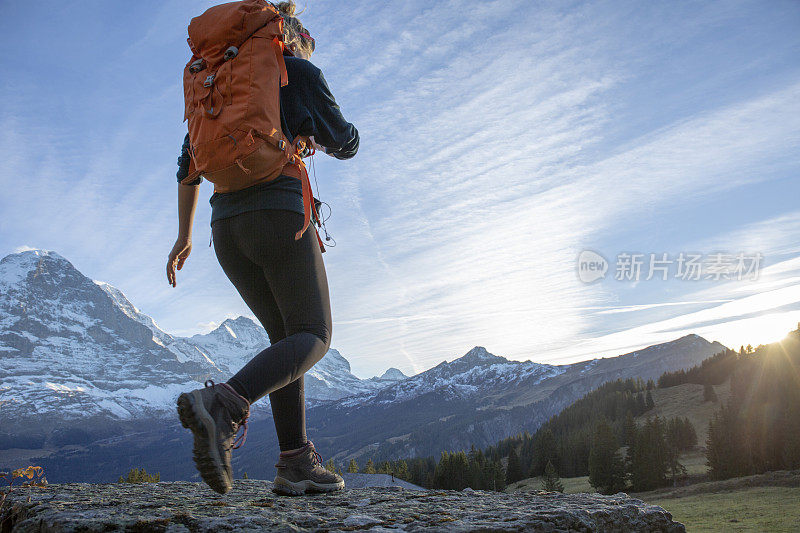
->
xmin=211 ymin=209 xmax=332 ymax=451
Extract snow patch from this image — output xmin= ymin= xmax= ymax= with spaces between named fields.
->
xmin=45 ymin=382 xmax=86 ymax=394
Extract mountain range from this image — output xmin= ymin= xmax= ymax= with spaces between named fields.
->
xmin=0 ymin=249 xmax=726 ymax=482
xmin=0 ymin=250 xmax=406 ymax=428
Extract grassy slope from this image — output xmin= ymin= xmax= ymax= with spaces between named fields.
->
xmin=505 ymin=475 xmax=592 ymax=494
xmin=641 ymin=471 xmax=800 ymax=533
xmin=508 ymin=471 xmax=800 ymax=532
xmin=636 ymin=380 xmax=731 ymax=447
xmin=650 ymin=487 xmax=800 ymax=532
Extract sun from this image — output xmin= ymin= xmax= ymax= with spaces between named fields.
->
xmin=702 ymin=312 xmax=800 ymax=350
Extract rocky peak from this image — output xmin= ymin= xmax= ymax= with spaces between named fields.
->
xmin=220 ymin=316 xmax=261 ymax=335
xmin=458 ymin=346 xmax=504 ymax=365
xmin=1 ymin=249 xmax=93 ymax=299
xmin=378 ymin=367 xmax=408 ymax=381
xmin=315 ymin=348 xmax=352 ymax=374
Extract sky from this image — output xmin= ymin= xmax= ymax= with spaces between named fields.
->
xmin=1 ymin=0 xmax=799 ymax=378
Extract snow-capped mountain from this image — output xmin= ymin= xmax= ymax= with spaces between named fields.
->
xmin=305 ymin=337 xmax=727 ymax=463
xmin=374 ymin=367 xmax=407 ymax=381
xmin=339 ymin=346 xmax=562 ymax=407
xmin=305 ymin=348 xmax=407 ymax=401
xmin=96 ymin=280 xmax=216 ymax=368
xmin=189 ymin=316 xmax=270 ymax=374
xmin=189 ymin=318 xmax=407 ymax=400
xmin=0 ymin=250 xmax=406 ymax=424
xmin=0 ymin=250 xmax=224 ymax=422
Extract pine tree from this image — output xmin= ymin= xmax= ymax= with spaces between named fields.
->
xmin=242 ymin=471 xmax=249 ymax=479
xmin=681 ymin=417 xmax=697 ymax=449
xmin=588 ymin=420 xmax=625 ymax=494
xmin=706 ymin=403 xmax=748 ymax=479
xmin=532 ymin=429 xmax=558 ymax=476
xmin=363 ymin=459 xmax=376 ymax=474
xmin=784 ymin=403 xmax=800 ymax=469
xmin=347 ymin=459 xmax=359 ymax=473
xmin=636 ymin=393 xmax=647 ymax=413
xmin=703 ymin=383 xmax=718 ymax=403
xmin=490 ymin=458 xmax=506 ymax=492
xmin=325 ymin=459 xmax=336 ymax=473
xmin=665 ymin=418 xmax=688 ymax=485
xmin=645 ymin=390 xmax=655 ymax=410
xmin=395 ymin=460 xmax=410 ymax=481
xmin=622 ymin=411 xmax=636 ymax=446
xmin=434 ymin=451 xmax=453 ymax=489
xmin=377 ymin=461 xmax=392 ymax=474
xmin=541 ymin=460 xmax=564 ymax=492
xmin=505 ymin=447 xmax=524 ymax=485
xmin=629 ymin=416 xmax=669 ymax=491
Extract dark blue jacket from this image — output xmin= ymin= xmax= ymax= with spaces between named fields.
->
xmin=176 ymin=56 xmax=359 ymax=223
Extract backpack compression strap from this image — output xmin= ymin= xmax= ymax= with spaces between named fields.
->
xmin=283 ymin=137 xmax=325 ymax=252
xmin=272 ymin=15 xmax=289 ymax=87
xmin=273 ymin=35 xmax=289 ymax=87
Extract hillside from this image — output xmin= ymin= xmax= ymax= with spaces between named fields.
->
xmin=306 ymin=335 xmax=725 ymax=467
xmin=502 ymin=378 xmax=732 ymax=494
xmin=636 ymin=380 xmax=731 ymax=451
xmin=501 ymin=326 xmax=800 ymax=498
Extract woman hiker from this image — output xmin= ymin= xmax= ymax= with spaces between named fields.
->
xmin=166 ymin=1 xmax=359 ymax=495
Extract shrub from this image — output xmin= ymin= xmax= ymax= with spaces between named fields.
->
xmin=1 ymin=465 xmax=47 ymax=523
xmin=118 ymin=467 xmax=160 ymax=483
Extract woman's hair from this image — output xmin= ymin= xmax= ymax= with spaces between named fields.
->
xmin=275 ymin=1 xmax=315 ymax=58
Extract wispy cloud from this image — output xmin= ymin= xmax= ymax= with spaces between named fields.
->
xmin=1 ymin=0 xmax=798 ymax=376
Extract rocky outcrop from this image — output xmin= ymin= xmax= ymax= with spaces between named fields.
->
xmin=1 ymin=481 xmax=684 ymax=532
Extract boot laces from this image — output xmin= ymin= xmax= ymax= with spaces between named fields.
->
xmin=204 ymin=379 xmax=249 ymax=450
xmin=232 ymin=414 xmax=249 ymax=450
xmin=274 ymin=442 xmax=324 ymax=468
xmin=304 ymin=440 xmax=323 ymax=466
xmin=311 ymin=449 xmax=323 ymax=467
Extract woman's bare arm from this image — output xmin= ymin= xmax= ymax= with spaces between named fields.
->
xmin=167 ymin=183 xmax=200 ymax=287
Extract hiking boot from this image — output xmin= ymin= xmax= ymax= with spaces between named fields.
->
xmin=176 ymin=379 xmax=250 ymax=494
xmin=273 ymin=441 xmax=345 ymax=495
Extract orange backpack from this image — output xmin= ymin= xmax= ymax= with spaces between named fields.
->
xmin=181 ymin=0 xmax=319 ymax=244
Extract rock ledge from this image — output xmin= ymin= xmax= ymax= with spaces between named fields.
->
xmin=1 ymin=480 xmax=684 ymax=532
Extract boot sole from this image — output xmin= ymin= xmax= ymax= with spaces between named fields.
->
xmin=272 ymin=476 xmax=345 ymax=496
xmin=177 ymin=390 xmax=232 ymax=494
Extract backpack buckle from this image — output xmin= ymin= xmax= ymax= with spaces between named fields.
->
xmin=203 ymin=74 xmax=215 ymax=88
xmin=223 ymin=46 xmax=239 ymax=61
xmin=189 ymin=59 xmax=205 ymax=73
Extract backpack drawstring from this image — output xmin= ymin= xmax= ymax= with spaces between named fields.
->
xmin=235 ymin=159 xmax=252 ymax=174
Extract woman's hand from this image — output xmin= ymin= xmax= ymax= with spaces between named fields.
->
xmin=169 ymin=182 xmax=200 ymax=287
xmin=167 ymin=237 xmax=192 ymax=287
xmin=309 ymin=136 xmax=335 ymax=157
